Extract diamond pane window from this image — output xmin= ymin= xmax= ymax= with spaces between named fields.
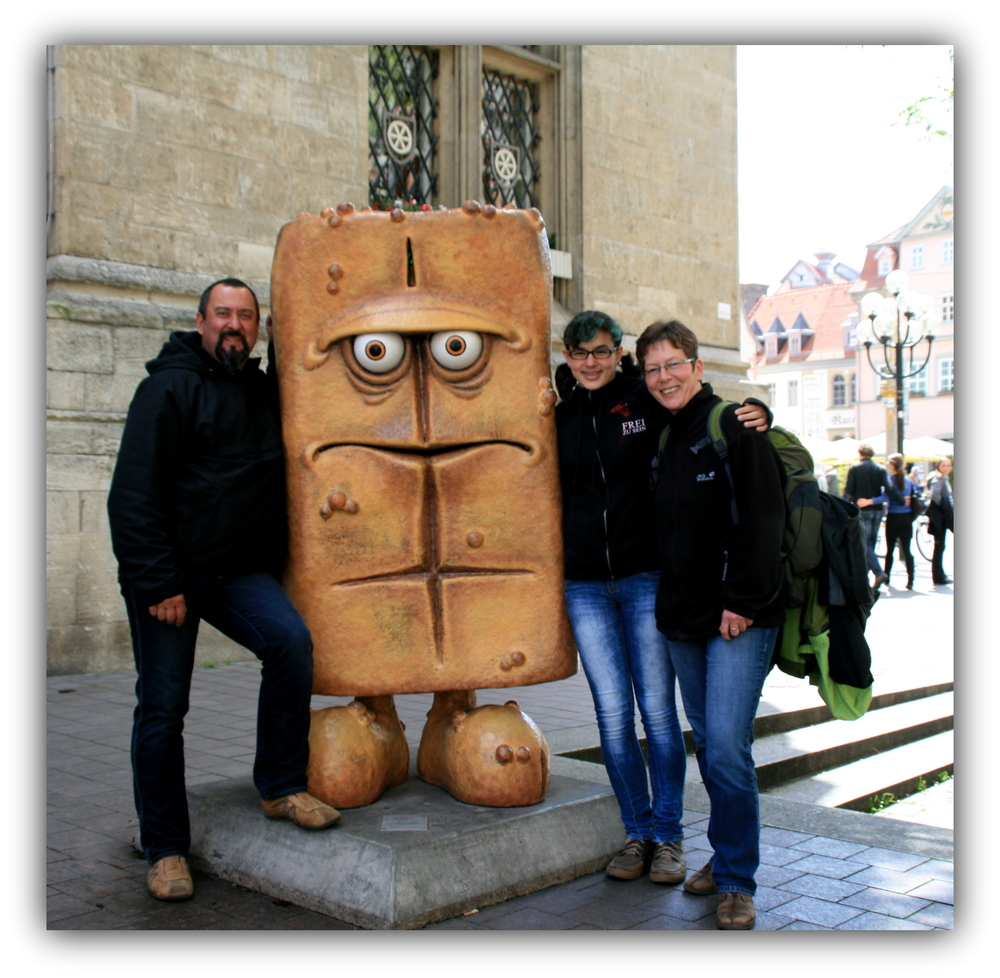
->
xmin=481 ymin=67 xmax=540 ymax=209
xmin=369 ymin=46 xmax=439 ymax=208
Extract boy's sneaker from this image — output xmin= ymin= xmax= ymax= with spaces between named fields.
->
xmin=649 ymin=840 xmax=686 ymax=884
xmin=605 ymin=838 xmax=653 ymax=880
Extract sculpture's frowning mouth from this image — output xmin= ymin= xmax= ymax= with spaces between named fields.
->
xmin=312 ymin=439 xmax=535 ymax=463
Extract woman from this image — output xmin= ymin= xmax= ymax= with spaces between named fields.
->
xmin=858 ymin=453 xmax=916 ymax=590
xmin=927 ymin=458 xmax=954 ymax=585
xmin=555 ymin=311 xmax=768 ymax=886
xmin=636 ymin=318 xmax=785 ymax=930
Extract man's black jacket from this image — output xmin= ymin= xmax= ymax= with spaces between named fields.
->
xmin=844 ymin=458 xmax=905 ymax=506
xmin=107 ymin=330 xmax=286 ymax=605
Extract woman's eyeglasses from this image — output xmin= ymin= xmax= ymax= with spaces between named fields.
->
xmin=643 ymin=358 xmax=696 ymax=379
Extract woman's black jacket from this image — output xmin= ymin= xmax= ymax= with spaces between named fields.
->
xmin=653 ymin=383 xmax=786 ymax=642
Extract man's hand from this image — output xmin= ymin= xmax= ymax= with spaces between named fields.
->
xmin=720 ymin=609 xmax=753 ymax=641
xmin=735 ymin=404 xmax=769 ymax=432
xmin=149 ymin=594 xmax=187 ymax=627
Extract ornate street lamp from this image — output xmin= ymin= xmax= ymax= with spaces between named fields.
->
xmin=856 ymin=269 xmax=940 ymax=455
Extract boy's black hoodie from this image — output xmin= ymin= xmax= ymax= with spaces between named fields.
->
xmin=556 ymin=365 xmax=667 ymax=581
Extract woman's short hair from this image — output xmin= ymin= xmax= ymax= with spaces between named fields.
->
xmin=635 ymin=319 xmax=698 ymax=368
xmin=562 ymin=310 xmax=623 ymax=349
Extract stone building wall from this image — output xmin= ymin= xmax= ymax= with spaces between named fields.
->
xmin=46 ymin=45 xmax=369 ymax=674
xmin=46 ymin=44 xmax=759 ymax=676
xmin=578 ymin=46 xmax=750 ymax=397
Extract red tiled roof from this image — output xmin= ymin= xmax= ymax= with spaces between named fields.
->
xmin=747 ymin=279 xmax=859 ymax=365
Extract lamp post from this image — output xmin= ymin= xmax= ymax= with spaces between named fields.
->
xmin=857 ymin=269 xmax=940 ymax=455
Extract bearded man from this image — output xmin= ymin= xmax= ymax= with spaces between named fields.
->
xmin=108 ymin=278 xmax=340 ymax=904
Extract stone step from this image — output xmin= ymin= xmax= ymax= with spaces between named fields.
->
xmin=751 ymin=679 xmax=954 ymax=740
xmin=750 ymin=691 xmax=953 ymax=790
xmin=762 ymin=730 xmax=954 ymax=812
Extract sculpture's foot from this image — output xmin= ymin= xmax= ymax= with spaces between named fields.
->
xmin=417 ymin=690 xmax=550 ymax=807
xmin=306 ymin=695 xmax=409 ymax=809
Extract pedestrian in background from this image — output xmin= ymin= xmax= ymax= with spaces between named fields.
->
xmin=844 ymin=444 xmax=904 ymax=590
xmin=927 ymin=458 xmax=954 ymax=585
xmin=857 ymin=453 xmax=916 ymax=590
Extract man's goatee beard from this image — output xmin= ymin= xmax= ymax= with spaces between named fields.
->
xmin=216 ymin=334 xmax=250 ymax=375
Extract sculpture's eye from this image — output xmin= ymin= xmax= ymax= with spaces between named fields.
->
xmin=430 ymin=331 xmax=483 ymax=370
xmin=352 ymin=333 xmax=405 ymax=373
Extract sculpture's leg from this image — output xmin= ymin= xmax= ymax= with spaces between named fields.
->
xmin=306 ymin=695 xmax=409 ymax=809
xmin=417 ymin=690 xmax=551 ymax=807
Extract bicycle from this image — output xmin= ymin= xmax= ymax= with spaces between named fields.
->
xmin=914 ymin=515 xmax=934 ymax=561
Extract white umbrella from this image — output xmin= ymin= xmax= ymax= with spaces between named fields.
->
xmin=904 ymin=435 xmax=954 ymax=460
xmin=814 ymin=438 xmax=861 ymax=463
xmin=861 ymin=432 xmax=887 ymax=455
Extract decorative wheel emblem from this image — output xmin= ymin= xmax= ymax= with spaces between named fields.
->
xmin=493 ymin=147 xmax=518 ymax=185
xmin=386 ymin=119 xmax=414 ymax=158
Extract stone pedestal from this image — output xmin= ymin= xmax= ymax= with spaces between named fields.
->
xmin=188 ymin=774 xmax=623 ymax=929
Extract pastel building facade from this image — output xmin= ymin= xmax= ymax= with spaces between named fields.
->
xmin=850 ymin=186 xmax=954 ymax=442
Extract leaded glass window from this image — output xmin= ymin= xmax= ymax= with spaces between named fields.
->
xmin=369 ymin=46 xmax=439 ymax=208
xmin=481 ymin=67 xmax=540 ymax=209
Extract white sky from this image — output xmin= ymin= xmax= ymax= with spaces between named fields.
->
xmin=737 ymin=44 xmax=954 ymax=288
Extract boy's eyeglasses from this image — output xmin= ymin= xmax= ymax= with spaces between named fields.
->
xmin=566 ymin=346 xmax=618 ymax=360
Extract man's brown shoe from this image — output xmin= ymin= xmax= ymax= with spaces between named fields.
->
xmin=716 ymin=891 xmax=755 ymax=930
xmin=683 ymin=860 xmax=718 ymax=895
xmin=649 ymin=840 xmax=686 ymax=885
xmin=261 ymin=791 xmax=341 ymax=829
xmin=605 ymin=838 xmax=653 ymax=880
xmin=147 ymin=855 xmax=194 ymax=901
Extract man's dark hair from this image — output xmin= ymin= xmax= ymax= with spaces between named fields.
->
xmin=858 ymin=443 xmax=874 ymax=459
xmin=562 ymin=310 xmax=623 ymax=349
xmin=198 ymin=278 xmax=260 ymax=321
xmin=635 ymin=319 xmax=698 ymax=368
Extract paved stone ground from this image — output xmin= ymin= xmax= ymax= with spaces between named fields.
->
xmin=45 ymin=551 xmax=955 ymax=933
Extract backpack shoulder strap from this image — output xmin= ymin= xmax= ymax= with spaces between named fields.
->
xmin=706 ymin=400 xmax=736 ymax=459
xmin=707 ymin=400 xmax=740 ymax=524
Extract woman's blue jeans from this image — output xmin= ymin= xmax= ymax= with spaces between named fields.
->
xmin=122 ymin=572 xmax=314 ymax=865
xmin=564 ymin=571 xmax=686 ymax=843
xmin=667 ymin=626 xmax=779 ymax=896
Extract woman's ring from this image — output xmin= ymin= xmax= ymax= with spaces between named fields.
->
xmin=730 ymin=626 xmax=739 ymax=631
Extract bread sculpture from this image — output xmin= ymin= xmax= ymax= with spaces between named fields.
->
xmin=270 ymin=201 xmax=576 ymax=807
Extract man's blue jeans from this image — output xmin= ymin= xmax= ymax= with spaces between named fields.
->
xmin=564 ymin=571 xmax=686 ymax=843
xmin=667 ymin=625 xmax=779 ymax=896
xmin=122 ymin=572 xmax=314 ymax=865
xmin=859 ymin=508 xmax=884 ymax=577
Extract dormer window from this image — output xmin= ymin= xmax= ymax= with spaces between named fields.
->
xmin=789 ymin=333 xmax=801 ymax=355
xmin=875 ymin=245 xmax=895 ymax=278
xmin=765 ymin=334 xmax=778 ymax=357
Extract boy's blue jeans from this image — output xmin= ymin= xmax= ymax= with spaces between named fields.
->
xmin=564 ymin=571 xmax=686 ymax=844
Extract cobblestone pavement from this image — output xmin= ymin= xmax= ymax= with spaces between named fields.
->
xmin=44 ymin=551 xmax=956 ymax=935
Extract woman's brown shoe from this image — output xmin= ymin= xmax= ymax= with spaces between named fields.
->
xmin=683 ymin=860 xmax=717 ymax=895
xmin=716 ymin=891 xmax=755 ymax=930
